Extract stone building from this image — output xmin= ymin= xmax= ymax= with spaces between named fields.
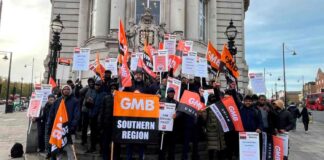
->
xmin=304 ymin=81 xmax=316 ymax=96
xmin=315 ymin=68 xmax=324 ymax=93
xmin=45 ymin=0 xmax=250 ymax=90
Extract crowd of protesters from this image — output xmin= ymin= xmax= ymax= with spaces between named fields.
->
xmin=33 ymin=68 xmax=307 ymax=160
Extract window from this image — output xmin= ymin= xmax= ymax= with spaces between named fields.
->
xmin=88 ymin=0 xmax=96 ymax=37
xmin=199 ymin=0 xmax=207 ymax=41
xmin=135 ymin=0 xmax=160 ymax=25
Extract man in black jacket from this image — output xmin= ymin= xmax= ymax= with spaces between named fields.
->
xmin=287 ymin=102 xmax=301 ymax=131
xmin=272 ymin=100 xmax=294 ymax=133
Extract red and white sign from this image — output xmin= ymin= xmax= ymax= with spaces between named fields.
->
xmin=153 ymin=50 xmax=168 ymax=72
xmin=273 ymin=136 xmax=284 ymax=160
xmin=27 ymin=98 xmax=42 ymax=118
xmin=222 ymin=96 xmax=244 ymax=132
xmin=166 ymin=77 xmax=181 ymax=101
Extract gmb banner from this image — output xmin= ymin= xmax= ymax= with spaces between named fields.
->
xmin=178 ymin=90 xmax=206 ymax=118
xmin=222 ymin=96 xmax=244 ymax=132
xmin=113 ymin=91 xmax=160 ymax=144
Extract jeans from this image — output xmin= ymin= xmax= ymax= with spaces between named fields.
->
xmin=126 ymin=144 xmax=145 ymax=160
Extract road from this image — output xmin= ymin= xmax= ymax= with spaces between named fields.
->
xmin=0 ymin=108 xmax=324 ymax=159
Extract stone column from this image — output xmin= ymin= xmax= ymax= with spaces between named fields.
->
xmin=185 ymin=0 xmax=199 ymax=40
xmin=110 ymin=0 xmax=126 ymax=30
xmin=170 ymin=0 xmax=185 ymax=33
xmin=92 ymin=0 xmax=110 ymax=37
xmin=77 ymin=0 xmax=89 ymax=46
xmin=207 ymin=0 xmax=217 ymax=45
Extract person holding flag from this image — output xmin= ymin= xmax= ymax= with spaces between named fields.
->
xmin=47 ymin=85 xmax=80 ymax=160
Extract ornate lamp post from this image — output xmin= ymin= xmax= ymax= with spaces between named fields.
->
xmin=0 ymin=51 xmax=13 ymax=113
xmin=48 ymin=14 xmax=64 ymax=83
xmin=225 ymin=19 xmax=238 ymax=56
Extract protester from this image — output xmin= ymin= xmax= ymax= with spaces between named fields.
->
xmin=300 ymin=104 xmax=310 ymax=134
xmin=86 ymin=80 xmax=107 ymax=153
xmin=240 ymin=95 xmax=263 ymax=133
xmin=256 ymin=95 xmax=276 ymax=134
xmin=47 ymin=85 xmax=80 ymax=160
xmin=272 ymin=100 xmax=294 ymax=133
xmin=287 ymin=102 xmax=301 ymax=131
xmin=158 ymin=78 xmax=167 ymax=98
xmin=43 ymin=94 xmax=56 ymax=159
xmin=158 ymin=87 xmax=178 ymax=160
xmin=79 ymin=78 xmax=96 ymax=146
xmin=102 ymin=70 xmax=113 ymax=94
xmin=202 ymin=93 xmax=226 ymax=160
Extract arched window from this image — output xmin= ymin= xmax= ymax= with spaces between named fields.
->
xmin=199 ymin=0 xmax=207 ymax=41
xmin=135 ymin=0 xmax=161 ymax=25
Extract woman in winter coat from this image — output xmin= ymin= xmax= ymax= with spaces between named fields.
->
xmin=300 ymin=104 xmax=310 ymax=133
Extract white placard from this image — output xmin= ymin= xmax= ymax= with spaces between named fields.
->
xmin=104 ymin=58 xmax=118 ymax=77
xmin=57 ymin=64 xmax=71 ymax=80
xmin=72 ymin=48 xmax=90 ymax=71
xmin=194 ymin=58 xmax=208 ymax=78
xmin=278 ymin=133 xmax=289 ymax=157
xmin=239 ymin=132 xmax=260 ymax=160
xmin=164 ymin=39 xmax=176 ymax=55
xmin=159 ymin=102 xmax=176 ymax=131
xmin=27 ymin=98 xmax=42 ymax=118
xmin=41 ymin=84 xmax=52 ymax=107
xmin=181 ymin=55 xmax=196 ymax=76
xmin=153 ymin=50 xmax=168 ymax=72
xmin=249 ymin=73 xmax=266 ymax=94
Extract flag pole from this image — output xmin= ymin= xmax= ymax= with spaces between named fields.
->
xmin=71 ymin=144 xmax=78 ymax=160
xmin=160 ymin=132 xmax=165 ymax=150
xmin=110 ymin=141 xmax=114 ymax=160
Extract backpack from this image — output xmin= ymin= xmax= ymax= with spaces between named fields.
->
xmin=10 ymin=143 xmax=24 ymax=158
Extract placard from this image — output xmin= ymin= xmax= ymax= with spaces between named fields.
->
xmin=277 ymin=133 xmax=289 ymax=157
xmin=158 ymin=102 xmax=176 ymax=131
xmin=104 ymin=58 xmax=118 ymax=77
xmin=153 ymin=50 xmax=168 ymax=72
xmin=249 ymin=73 xmax=266 ymax=94
xmin=181 ymin=55 xmax=196 ymax=76
xmin=27 ymin=98 xmax=42 ymax=118
xmin=72 ymin=48 xmax=90 ymax=71
xmin=41 ymin=84 xmax=52 ymax=107
xmin=130 ymin=55 xmax=140 ymax=71
xmin=56 ymin=58 xmax=71 ymax=81
xmin=195 ymin=58 xmax=208 ymax=78
xmin=165 ymin=77 xmax=181 ymax=101
xmin=239 ymin=132 xmax=260 ymax=160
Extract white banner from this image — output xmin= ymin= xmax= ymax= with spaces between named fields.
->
xmin=249 ymin=73 xmax=266 ymax=94
xmin=104 ymin=58 xmax=118 ymax=77
xmin=181 ymin=55 xmax=196 ymax=76
xmin=72 ymin=48 xmax=90 ymax=71
xmin=158 ymin=102 xmax=176 ymax=131
xmin=239 ymin=132 xmax=260 ymax=160
xmin=195 ymin=58 xmax=208 ymax=78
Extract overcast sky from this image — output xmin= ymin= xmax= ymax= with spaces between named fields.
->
xmin=0 ymin=0 xmax=323 ymax=94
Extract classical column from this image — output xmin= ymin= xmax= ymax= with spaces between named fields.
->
xmin=110 ymin=0 xmax=126 ymax=30
xmin=208 ymin=0 xmax=217 ymax=45
xmin=185 ymin=0 xmax=199 ymax=40
xmin=170 ymin=0 xmax=185 ymax=33
xmin=92 ymin=0 xmax=110 ymax=37
xmin=77 ymin=0 xmax=89 ymax=46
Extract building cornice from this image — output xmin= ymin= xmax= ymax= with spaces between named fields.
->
xmin=244 ymin=0 xmax=250 ymax=12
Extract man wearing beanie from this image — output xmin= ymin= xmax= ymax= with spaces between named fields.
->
xmin=47 ymin=85 xmax=80 ymax=160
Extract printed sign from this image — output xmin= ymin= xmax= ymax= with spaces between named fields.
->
xmin=239 ymin=132 xmax=260 ymax=160
xmin=158 ymin=102 xmax=176 ymax=131
xmin=153 ymin=50 xmax=168 ymax=72
xmin=113 ymin=91 xmax=160 ymax=144
xmin=183 ymin=41 xmax=193 ymax=54
xmin=272 ymin=136 xmax=284 ymax=160
xmin=105 ymin=58 xmax=118 ymax=77
xmin=222 ymin=96 xmax=244 ymax=132
xmin=72 ymin=48 xmax=90 ymax=71
xmin=164 ymin=39 xmax=176 ymax=55
xmin=195 ymin=58 xmax=208 ymax=78
xmin=178 ymin=90 xmax=206 ymax=118
xmin=181 ymin=55 xmax=196 ymax=76
xmin=41 ymin=84 xmax=52 ymax=107
xmin=56 ymin=58 xmax=71 ymax=80
xmin=277 ymin=133 xmax=289 ymax=157
xmin=130 ymin=55 xmax=140 ymax=71
xmin=166 ymin=77 xmax=181 ymax=101
xmin=27 ymin=98 xmax=42 ymax=117
xmin=249 ymin=73 xmax=267 ymax=94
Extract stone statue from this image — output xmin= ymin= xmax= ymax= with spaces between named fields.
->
xmin=157 ymin=22 xmax=167 ymax=43
xmin=126 ymin=18 xmax=138 ymax=50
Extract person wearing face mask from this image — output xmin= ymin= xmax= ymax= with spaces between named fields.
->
xmin=47 ymin=85 xmax=80 ymax=160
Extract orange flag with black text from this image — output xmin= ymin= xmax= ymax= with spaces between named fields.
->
xmin=220 ymin=44 xmax=240 ymax=78
xmin=95 ymin=53 xmax=106 ymax=80
xmin=49 ymin=77 xmax=57 ymax=89
xmin=49 ymin=99 xmax=69 ymax=152
xmin=221 ymin=96 xmax=244 ymax=132
xmin=118 ymin=20 xmax=128 ymax=56
xmin=206 ymin=41 xmax=222 ymax=72
xmin=119 ymin=60 xmax=132 ymax=88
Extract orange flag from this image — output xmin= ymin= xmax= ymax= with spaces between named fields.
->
xmin=49 ymin=77 xmax=57 ymax=89
xmin=206 ymin=41 xmax=222 ymax=71
xmin=119 ymin=60 xmax=132 ymax=88
xmin=95 ymin=53 xmax=106 ymax=80
xmin=144 ymin=40 xmax=153 ymax=61
xmin=118 ymin=20 xmax=128 ymax=56
xmin=221 ymin=44 xmax=240 ymax=78
xmin=49 ymin=99 xmax=69 ymax=152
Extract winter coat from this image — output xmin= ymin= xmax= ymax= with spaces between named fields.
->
xmin=240 ymin=105 xmax=263 ymax=132
xmin=275 ymin=109 xmax=294 ymax=131
xmin=301 ymin=107 xmax=309 ymax=122
xmin=88 ymin=91 xmax=107 ymax=118
xmin=288 ymin=105 xmax=301 ymax=119
xmin=47 ymin=96 xmax=80 ymax=135
xmin=98 ymin=93 xmax=114 ymax=128
xmin=80 ymin=86 xmax=96 ymax=113
xmin=203 ymin=109 xmax=226 ymax=150
xmin=124 ymin=80 xmax=150 ymax=94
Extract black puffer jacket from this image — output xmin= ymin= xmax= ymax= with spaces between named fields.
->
xmin=98 ymin=94 xmax=114 ymax=128
xmin=275 ymin=109 xmax=294 ymax=131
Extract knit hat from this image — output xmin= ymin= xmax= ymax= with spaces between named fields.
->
xmin=167 ymin=87 xmax=175 ymax=93
xmin=244 ymin=95 xmax=253 ymax=101
xmin=273 ymin=100 xmax=284 ymax=109
xmin=48 ymin=94 xmax=56 ymax=99
xmin=61 ymin=85 xmax=72 ymax=96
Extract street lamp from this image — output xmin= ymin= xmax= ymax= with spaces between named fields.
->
xmin=25 ymin=58 xmax=34 ymax=98
xmin=48 ymin=14 xmax=64 ymax=83
xmin=20 ymin=77 xmax=23 ymax=105
xmin=0 ymin=51 xmax=13 ymax=113
xmin=282 ymin=43 xmax=297 ymax=108
xmin=225 ymin=19 xmax=238 ymax=56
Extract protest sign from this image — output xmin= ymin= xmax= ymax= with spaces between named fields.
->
xmin=27 ymin=98 xmax=42 ymax=118
xmin=163 ymin=39 xmax=176 ymax=55
xmin=41 ymin=84 xmax=52 ymax=107
xmin=239 ymin=132 xmax=260 ymax=160
xmin=249 ymin=73 xmax=267 ymax=94
xmin=278 ymin=133 xmax=289 ymax=157
xmin=104 ymin=58 xmax=118 ymax=77
xmin=183 ymin=41 xmax=193 ymax=54
xmin=153 ymin=50 xmax=168 ymax=72
xmin=166 ymin=77 xmax=181 ymax=101
xmin=213 ymin=101 xmax=235 ymax=131
xmin=181 ymin=55 xmax=196 ymax=76
xmin=113 ymin=91 xmax=160 ymax=144
xmin=272 ymin=136 xmax=284 ymax=160
xmin=195 ymin=58 xmax=208 ymax=78
xmin=158 ymin=102 xmax=176 ymax=132
xmin=178 ymin=90 xmax=206 ymax=118
xmin=222 ymin=96 xmax=244 ymax=132
xmin=130 ymin=55 xmax=140 ymax=71
xmin=56 ymin=58 xmax=71 ymax=81
xmin=72 ymin=48 xmax=90 ymax=71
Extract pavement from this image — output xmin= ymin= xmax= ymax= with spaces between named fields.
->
xmin=1 ymin=105 xmax=324 ymax=160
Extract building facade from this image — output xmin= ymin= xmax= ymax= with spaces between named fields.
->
xmin=315 ymin=68 xmax=324 ymax=93
xmin=304 ymin=81 xmax=316 ymax=96
xmin=45 ymin=0 xmax=250 ymax=90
